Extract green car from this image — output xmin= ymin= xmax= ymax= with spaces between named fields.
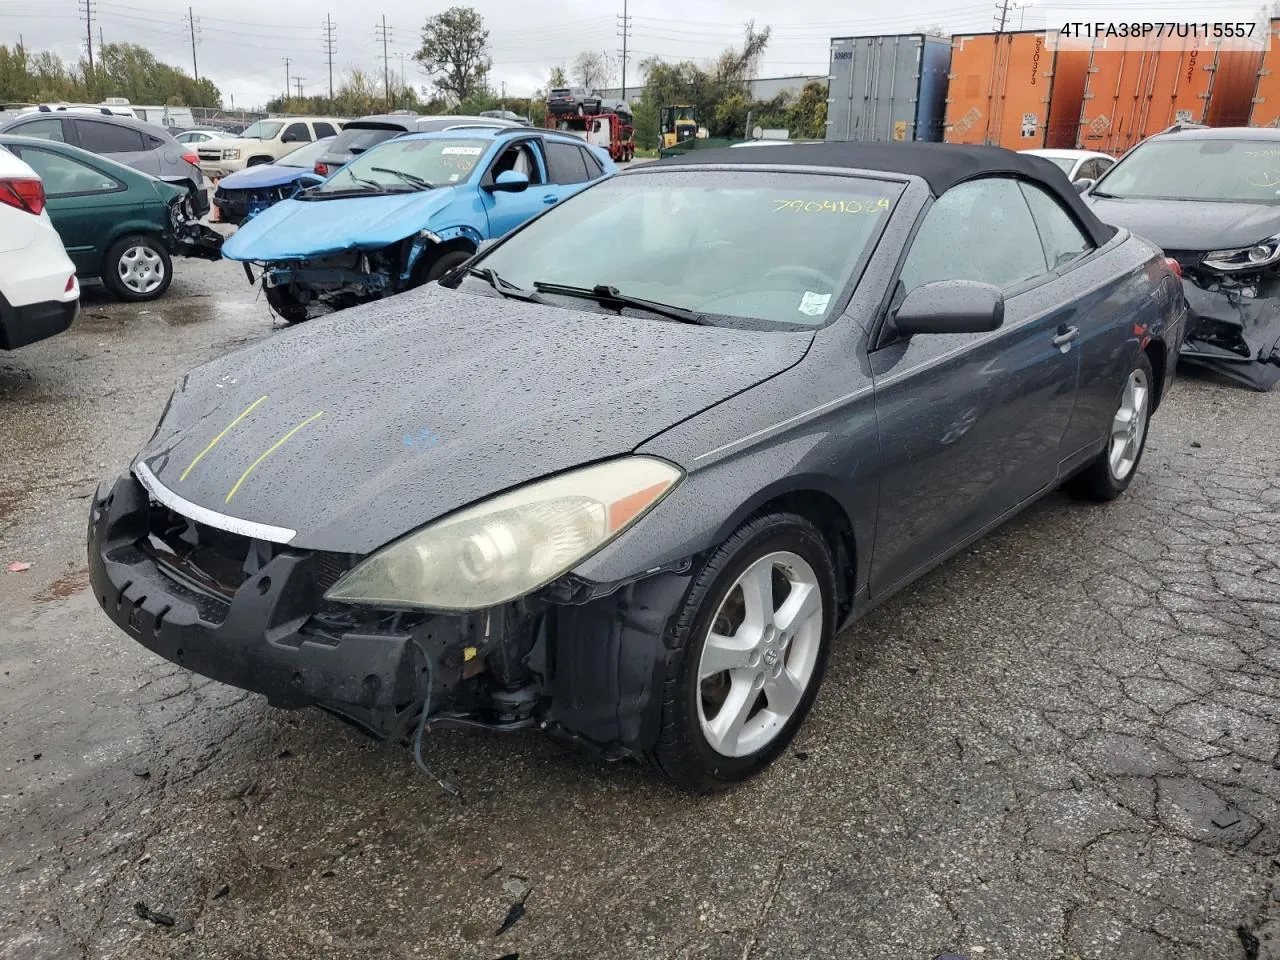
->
xmin=0 ymin=134 xmax=222 ymax=302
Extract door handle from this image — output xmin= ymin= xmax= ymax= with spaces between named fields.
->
xmin=1051 ymin=325 xmax=1080 ymax=351
xmin=542 ymin=194 xmax=558 ymax=205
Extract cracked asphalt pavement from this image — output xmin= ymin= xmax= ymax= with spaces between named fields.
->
xmin=1 ymin=259 xmax=1279 ymax=960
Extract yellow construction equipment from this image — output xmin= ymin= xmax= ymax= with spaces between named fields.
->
xmin=660 ymin=105 xmax=698 ymax=149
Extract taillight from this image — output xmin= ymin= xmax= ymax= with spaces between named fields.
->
xmin=1164 ymin=256 xmax=1182 ymax=278
xmin=65 ymin=274 xmax=76 ymax=292
xmin=0 ymin=177 xmax=45 ymax=215
xmin=314 ymin=163 xmax=328 ymax=176
xmin=182 ymin=152 xmax=200 ymax=166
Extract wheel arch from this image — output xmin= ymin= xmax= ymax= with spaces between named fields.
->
xmin=96 ymin=225 xmax=169 ymax=278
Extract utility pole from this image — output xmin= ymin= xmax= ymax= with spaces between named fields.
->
xmin=294 ymin=77 xmax=306 ymax=100
xmin=375 ymin=16 xmax=393 ymax=109
xmin=322 ymin=14 xmax=337 ymax=101
xmin=78 ymin=0 xmax=96 ymax=94
xmin=282 ymin=57 xmax=291 ymax=104
xmin=184 ymin=7 xmax=201 ymax=82
xmin=500 ymin=80 xmax=506 ymax=108
xmin=617 ymin=0 xmax=631 ymax=101
xmin=994 ymin=0 xmax=1011 ymax=32
xmin=98 ymin=26 xmax=104 ymax=54
xmin=393 ymin=52 xmax=409 ymax=92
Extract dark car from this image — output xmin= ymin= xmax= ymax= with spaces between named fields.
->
xmin=88 ymin=143 xmax=1184 ymax=791
xmin=0 ymin=110 xmax=210 ymax=218
xmin=312 ymin=114 xmax=523 ymax=177
xmin=1 ymin=134 xmax=223 ymax=301
xmin=212 ymin=136 xmax=334 ymax=226
xmin=1083 ymin=126 xmax=1280 ymax=390
xmin=547 ymin=87 xmax=602 ymax=117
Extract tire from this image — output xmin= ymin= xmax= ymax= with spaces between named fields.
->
xmin=102 ymin=235 xmax=172 ymax=302
xmin=1067 ymin=350 xmax=1154 ymax=502
xmin=419 ymin=249 xmax=473 ymax=284
xmin=264 ymin=285 xmax=311 ymax=324
xmin=647 ymin=512 xmax=838 ymax=792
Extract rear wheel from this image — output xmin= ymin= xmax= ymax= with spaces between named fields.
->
xmin=102 ymin=235 xmax=172 ymax=302
xmin=648 ymin=512 xmax=836 ymax=792
xmin=1068 ymin=351 xmax=1154 ymax=501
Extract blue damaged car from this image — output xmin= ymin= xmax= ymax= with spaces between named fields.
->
xmin=212 ymin=136 xmax=334 ymax=226
xmin=222 ymin=127 xmax=615 ymax=322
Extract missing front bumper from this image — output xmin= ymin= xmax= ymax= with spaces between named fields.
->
xmin=1181 ymin=278 xmax=1280 ymax=391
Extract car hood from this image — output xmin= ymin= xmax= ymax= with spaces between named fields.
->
xmin=218 ymin=163 xmax=308 ymax=190
xmin=1086 ymin=195 xmax=1280 ymax=251
xmin=221 ymin=188 xmax=459 ymax=261
xmin=136 ymin=286 xmax=812 ymax=554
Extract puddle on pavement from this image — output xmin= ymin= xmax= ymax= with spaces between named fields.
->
xmin=32 ymin=566 xmax=91 ymax=604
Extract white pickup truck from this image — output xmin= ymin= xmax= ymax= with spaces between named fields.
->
xmin=197 ymin=116 xmax=346 ymax=178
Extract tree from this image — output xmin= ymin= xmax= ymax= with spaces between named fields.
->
xmin=786 ymin=80 xmax=827 ymax=139
xmin=548 ymin=65 xmax=568 ymax=88
xmin=415 ymin=6 xmax=490 ymax=104
xmin=573 ymin=50 xmax=612 ymax=91
xmin=914 ymin=23 xmax=950 ymax=37
xmin=0 ymin=41 xmax=220 ymax=108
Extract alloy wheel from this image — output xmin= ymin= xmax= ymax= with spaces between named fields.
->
xmin=1108 ymin=367 xmax=1149 ymax=481
xmin=696 ymin=551 xmax=824 ymax=758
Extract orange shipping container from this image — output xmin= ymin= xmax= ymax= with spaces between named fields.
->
xmin=1078 ymin=40 xmax=1264 ymax=154
xmin=945 ymin=30 xmax=1090 ymax=149
xmin=1249 ymin=20 xmax=1280 ymax=127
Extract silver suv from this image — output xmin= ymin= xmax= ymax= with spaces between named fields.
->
xmin=0 ymin=110 xmax=209 ymax=216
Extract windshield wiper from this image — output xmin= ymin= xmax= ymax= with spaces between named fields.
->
xmin=371 ymin=166 xmax=433 ymax=190
xmin=532 ymin=282 xmax=710 ymax=325
xmin=468 ymin=267 xmax=546 ymax=303
xmin=341 ymin=173 xmax=385 ymax=192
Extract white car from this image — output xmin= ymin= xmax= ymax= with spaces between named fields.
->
xmin=0 ymin=146 xmax=78 ymax=349
xmin=175 ymin=129 xmax=226 ymax=145
xmin=1019 ymin=148 xmax=1115 ymax=183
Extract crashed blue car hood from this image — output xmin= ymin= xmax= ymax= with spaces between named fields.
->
xmin=222 ymin=188 xmax=458 ymax=261
xmin=218 ymin=163 xmax=310 ymax=191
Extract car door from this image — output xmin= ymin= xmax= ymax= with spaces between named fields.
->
xmin=71 ymin=118 xmax=154 ymax=174
xmin=479 ymin=138 xmax=551 ymax=237
xmin=867 ymin=176 xmax=1083 ymax=597
xmin=281 ymin=122 xmax=312 ymax=152
xmin=10 ymin=144 xmax=130 ymax=276
xmin=541 ymin=138 xmax=595 ymax=203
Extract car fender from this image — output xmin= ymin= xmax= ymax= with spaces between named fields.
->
xmin=98 ymin=213 xmax=172 ymax=265
xmin=403 ymin=223 xmax=484 ymax=278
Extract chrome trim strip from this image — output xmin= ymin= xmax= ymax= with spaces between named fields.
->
xmin=134 ymin=461 xmax=297 ymax=545
xmin=693 ymin=385 xmax=875 ymax=462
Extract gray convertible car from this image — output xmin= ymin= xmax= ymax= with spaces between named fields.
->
xmin=89 ymin=143 xmax=1186 ymax=791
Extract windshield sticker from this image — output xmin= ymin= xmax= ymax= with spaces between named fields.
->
xmin=772 ymin=197 xmax=891 ymax=214
xmin=442 ymin=145 xmax=484 ymax=156
xmin=798 ymin=291 xmax=831 ymax=316
xmin=449 ymin=173 xmax=460 ymax=182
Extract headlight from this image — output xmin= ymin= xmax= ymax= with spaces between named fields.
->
xmin=324 ymin=457 xmax=682 ymax=611
xmin=222 ymin=148 xmax=240 ymax=161
xmin=1203 ymin=235 xmax=1280 ymax=272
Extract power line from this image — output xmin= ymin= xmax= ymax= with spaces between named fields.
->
xmin=322 ymin=14 xmax=336 ymax=100
xmin=995 ymin=0 xmax=1011 ymax=31
xmin=183 ymin=6 xmax=201 ymax=82
xmin=375 ymin=15 xmax=393 ymax=109
xmin=617 ymin=0 xmax=631 ymax=101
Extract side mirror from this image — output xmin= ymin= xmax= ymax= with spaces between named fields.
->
xmin=489 ymin=170 xmax=530 ymax=193
xmin=894 ymin=280 xmax=1004 ymax=336
xmin=1073 ymin=177 xmax=1094 ymax=194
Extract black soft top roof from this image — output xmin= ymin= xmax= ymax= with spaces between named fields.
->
xmin=656 ymin=141 xmax=1117 ymax=247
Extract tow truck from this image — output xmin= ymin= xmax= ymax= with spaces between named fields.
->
xmin=546 ymin=111 xmax=635 ymax=163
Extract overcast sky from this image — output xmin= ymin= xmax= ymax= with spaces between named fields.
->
xmin=5 ymin=0 xmax=1144 ymax=109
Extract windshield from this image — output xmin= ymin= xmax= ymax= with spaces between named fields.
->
xmin=328 ymin=125 xmax=403 ymax=156
xmin=471 ymin=171 xmax=902 ymax=329
xmin=1097 ymin=138 xmax=1280 ymax=202
xmin=277 ymin=137 xmax=335 ymax=168
xmin=315 ymin=137 xmax=488 ymax=194
xmin=239 ymin=120 xmax=283 ymax=140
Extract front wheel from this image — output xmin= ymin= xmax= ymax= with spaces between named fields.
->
xmin=1067 ymin=351 xmax=1154 ymax=501
xmin=102 ymin=235 xmax=172 ymax=302
xmin=647 ymin=512 xmax=837 ymax=792
xmin=264 ymin=284 xmax=311 ymax=324
xmin=418 ymin=249 xmax=473 ymax=285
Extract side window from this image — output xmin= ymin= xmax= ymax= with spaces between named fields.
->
xmin=282 ymin=122 xmax=311 ymax=143
xmin=899 ymin=178 xmax=1048 ymax=294
xmin=489 ymin=142 xmax=544 ymax=185
xmin=313 ymin=122 xmax=337 ymax=138
xmin=1018 ymin=181 xmax=1093 ymax=270
xmin=1076 ymin=159 xmax=1100 ymax=180
xmin=544 ymin=140 xmax=589 ymax=184
xmin=579 ymin=146 xmax=605 ymax=179
xmin=9 ymin=118 xmax=66 ymax=142
xmin=1095 ymin=157 xmax=1114 ymax=177
xmin=74 ymin=120 xmax=146 ymax=153
xmin=15 ymin=147 xmax=120 ymax=196
xmin=147 ymin=134 xmax=166 ymax=148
